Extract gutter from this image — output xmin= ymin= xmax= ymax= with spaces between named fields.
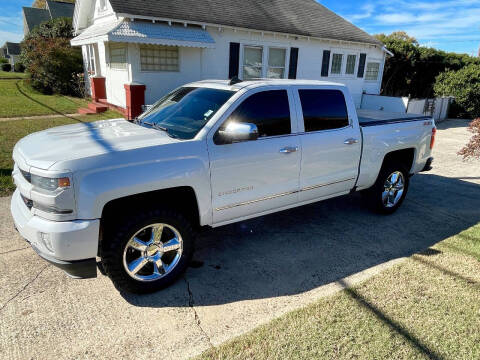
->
xmin=382 ymin=46 xmax=394 ymax=57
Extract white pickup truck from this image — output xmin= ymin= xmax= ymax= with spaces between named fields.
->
xmin=11 ymin=79 xmax=435 ymax=293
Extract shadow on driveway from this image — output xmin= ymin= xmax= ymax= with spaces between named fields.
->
xmin=122 ymin=173 xmax=480 ymax=308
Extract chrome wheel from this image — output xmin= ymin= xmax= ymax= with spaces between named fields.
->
xmin=382 ymin=171 xmax=405 ymax=208
xmin=122 ymin=223 xmax=183 ymax=282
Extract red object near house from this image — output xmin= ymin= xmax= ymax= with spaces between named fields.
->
xmin=124 ymin=83 xmax=146 ymax=120
xmin=90 ymin=77 xmax=106 ymax=102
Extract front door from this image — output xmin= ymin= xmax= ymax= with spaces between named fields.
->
xmin=294 ymin=88 xmax=362 ymax=202
xmin=208 ymin=88 xmax=301 ymax=225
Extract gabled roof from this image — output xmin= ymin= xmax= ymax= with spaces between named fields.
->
xmin=108 ymin=0 xmax=382 ymax=46
xmin=3 ymin=42 xmax=21 ymax=56
xmin=46 ymin=0 xmax=75 ymax=19
xmin=23 ymin=7 xmax=51 ymax=33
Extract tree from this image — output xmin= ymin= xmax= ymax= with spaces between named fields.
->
xmin=375 ymin=32 xmax=480 ymax=98
xmin=32 ymin=0 xmax=75 ymax=8
xmin=20 ymin=17 xmax=83 ymax=96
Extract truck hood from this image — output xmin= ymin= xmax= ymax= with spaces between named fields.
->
xmin=14 ymin=118 xmax=178 ymax=170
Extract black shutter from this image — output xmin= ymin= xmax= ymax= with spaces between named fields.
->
xmin=288 ymin=47 xmax=299 ymax=79
xmin=321 ymin=50 xmax=330 ymax=77
xmin=228 ymin=42 xmax=240 ymax=79
xmin=357 ymin=53 xmax=367 ymax=78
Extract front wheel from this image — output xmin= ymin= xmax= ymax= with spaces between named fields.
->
xmin=365 ymin=163 xmax=410 ymax=214
xmin=101 ymin=208 xmax=195 ymax=294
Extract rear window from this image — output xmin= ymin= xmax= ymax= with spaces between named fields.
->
xmin=299 ymin=90 xmax=349 ymax=132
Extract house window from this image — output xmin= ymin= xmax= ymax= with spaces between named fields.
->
xmin=365 ymin=62 xmax=380 ymax=80
xmin=243 ymin=46 xmax=263 ymax=80
xmin=345 ymin=54 xmax=356 ymax=75
xmin=331 ymin=53 xmax=343 ymax=74
xmin=267 ymin=48 xmax=286 ymax=79
xmin=140 ymin=45 xmax=179 ymax=72
xmin=109 ymin=44 xmax=127 ymax=70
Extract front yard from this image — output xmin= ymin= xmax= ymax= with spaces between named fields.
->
xmin=198 ymin=223 xmax=480 ymax=359
xmin=0 ymin=78 xmax=90 ymax=118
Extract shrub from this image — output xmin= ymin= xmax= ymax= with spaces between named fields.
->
xmin=458 ymin=118 xmax=480 ymax=159
xmin=20 ymin=17 xmax=83 ymax=96
xmin=434 ymin=64 xmax=480 ymax=118
xmin=1 ymin=63 xmax=12 ymax=72
xmin=0 ymin=58 xmax=8 ymax=64
xmin=14 ymin=62 xmax=25 ymax=73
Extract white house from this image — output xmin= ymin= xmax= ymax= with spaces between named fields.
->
xmin=71 ymin=0 xmax=391 ymax=119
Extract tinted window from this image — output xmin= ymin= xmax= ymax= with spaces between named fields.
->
xmin=299 ymin=90 xmax=349 ymax=132
xmin=138 ymin=87 xmax=234 ymax=140
xmin=222 ymin=90 xmax=291 ymax=138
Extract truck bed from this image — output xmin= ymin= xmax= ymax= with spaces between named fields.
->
xmin=357 ymin=109 xmax=431 ymax=127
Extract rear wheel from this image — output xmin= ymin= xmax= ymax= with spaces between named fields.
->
xmin=365 ymin=163 xmax=409 ymax=214
xmin=101 ymin=208 xmax=194 ymax=294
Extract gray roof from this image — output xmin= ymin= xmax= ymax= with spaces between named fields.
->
xmin=23 ymin=7 xmax=51 ymax=33
xmin=108 ymin=0 xmax=382 ymax=45
xmin=46 ymin=0 xmax=75 ymax=19
xmin=3 ymin=42 xmax=21 ymax=55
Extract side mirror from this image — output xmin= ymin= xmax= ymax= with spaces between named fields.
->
xmin=218 ymin=122 xmax=259 ymax=144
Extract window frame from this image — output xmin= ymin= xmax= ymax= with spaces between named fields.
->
xmin=139 ymin=44 xmax=180 ymax=72
xmin=211 ymin=87 xmax=298 ymax=145
xmin=365 ymin=61 xmax=381 ymax=81
xmin=108 ymin=43 xmax=128 ymax=71
xmin=86 ymin=44 xmax=97 ymax=76
xmin=294 ymin=87 xmax=352 ymax=134
xmin=327 ymin=49 xmax=360 ymax=78
xmin=240 ymin=44 xmax=288 ymax=80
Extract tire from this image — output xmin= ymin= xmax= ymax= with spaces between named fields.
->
xmin=101 ymin=208 xmax=195 ymax=294
xmin=365 ymin=162 xmax=410 ymax=215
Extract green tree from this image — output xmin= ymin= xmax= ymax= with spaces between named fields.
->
xmin=20 ymin=17 xmax=83 ymax=96
xmin=32 ymin=0 xmax=75 ymax=9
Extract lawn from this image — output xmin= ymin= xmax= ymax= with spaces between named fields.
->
xmin=198 ymin=224 xmax=480 ymax=360
xmin=0 ymin=71 xmax=28 ymax=79
xmin=0 ymin=111 xmax=122 ymax=196
xmin=0 ymin=78 xmax=90 ymax=118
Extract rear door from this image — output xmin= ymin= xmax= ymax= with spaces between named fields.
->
xmin=207 ymin=87 xmax=301 ymax=225
xmin=294 ymin=87 xmax=362 ymax=202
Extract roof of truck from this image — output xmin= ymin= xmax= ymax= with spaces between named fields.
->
xmin=188 ymin=79 xmax=347 ymax=92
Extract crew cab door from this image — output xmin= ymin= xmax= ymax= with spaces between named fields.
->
xmin=207 ymin=87 xmax=301 ymax=225
xmin=293 ymin=87 xmax=361 ymax=202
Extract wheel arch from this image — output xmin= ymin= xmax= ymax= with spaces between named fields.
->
xmin=381 ymin=148 xmax=416 ymax=174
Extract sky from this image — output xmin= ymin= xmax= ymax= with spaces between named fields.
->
xmin=0 ymin=0 xmax=479 ymax=55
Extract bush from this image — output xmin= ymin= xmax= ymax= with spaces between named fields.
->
xmin=458 ymin=118 xmax=480 ymax=159
xmin=1 ymin=63 xmax=12 ymax=72
xmin=0 ymin=58 xmax=8 ymax=64
xmin=434 ymin=64 xmax=480 ymax=118
xmin=14 ymin=62 xmax=25 ymax=73
xmin=20 ymin=17 xmax=83 ymax=96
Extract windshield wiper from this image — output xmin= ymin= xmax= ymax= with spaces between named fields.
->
xmin=142 ymin=121 xmax=179 ymax=139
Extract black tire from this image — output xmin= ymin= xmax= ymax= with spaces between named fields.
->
xmin=365 ymin=162 xmax=410 ymax=215
xmin=101 ymin=208 xmax=195 ymax=294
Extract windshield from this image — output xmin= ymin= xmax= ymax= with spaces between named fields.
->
xmin=137 ymin=87 xmax=235 ymax=140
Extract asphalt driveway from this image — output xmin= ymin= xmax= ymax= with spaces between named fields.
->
xmin=1 ymin=119 xmax=479 ymax=360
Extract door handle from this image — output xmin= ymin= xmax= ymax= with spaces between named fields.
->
xmin=344 ymin=138 xmax=359 ymax=145
xmin=279 ymin=146 xmax=299 ymax=154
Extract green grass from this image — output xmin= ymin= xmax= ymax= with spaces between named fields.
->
xmin=0 ymin=79 xmax=90 ymax=118
xmin=198 ymin=225 xmax=480 ymax=360
xmin=0 ymin=111 xmax=122 ymax=196
xmin=0 ymin=71 xmax=28 ymax=79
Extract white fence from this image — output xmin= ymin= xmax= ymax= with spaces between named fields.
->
xmin=360 ymin=94 xmax=453 ymax=121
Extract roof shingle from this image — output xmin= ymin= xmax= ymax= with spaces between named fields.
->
xmin=108 ymin=0 xmax=382 ymax=45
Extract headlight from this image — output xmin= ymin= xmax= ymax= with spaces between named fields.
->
xmin=31 ymin=174 xmax=70 ymax=191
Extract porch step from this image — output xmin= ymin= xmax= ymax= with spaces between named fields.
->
xmin=88 ymin=102 xmax=108 ymax=113
xmin=78 ymin=108 xmax=97 ymax=115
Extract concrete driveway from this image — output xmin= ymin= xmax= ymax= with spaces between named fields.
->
xmin=1 ymin=119 xmax=479 ymax=360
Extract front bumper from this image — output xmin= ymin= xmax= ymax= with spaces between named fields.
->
xmin=10 ymin=189 xmax=99 ymax=279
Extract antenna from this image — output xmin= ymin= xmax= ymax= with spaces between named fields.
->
xmin=229 ymin=76 xmax=242 ymax=85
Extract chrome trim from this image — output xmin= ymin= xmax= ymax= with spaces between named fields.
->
xmin=215 ymin=177 xmax=356 ymax=211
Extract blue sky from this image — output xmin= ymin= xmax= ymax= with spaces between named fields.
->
xmin=0 ymin=0 xmax=479 ymax=55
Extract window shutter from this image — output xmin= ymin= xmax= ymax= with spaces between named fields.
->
xmin=288 ymin=47 xmax=299 ymax=79
xmin=229 ymin=42 xmax=240 ymax=79
xmin=357 ymin=53 xmax=367 ymax=78
xmin=321 ymin=50 xmax=330 ymax=77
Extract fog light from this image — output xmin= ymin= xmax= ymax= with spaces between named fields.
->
xmin=39 ymin=232 xmax=54 ymax=253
